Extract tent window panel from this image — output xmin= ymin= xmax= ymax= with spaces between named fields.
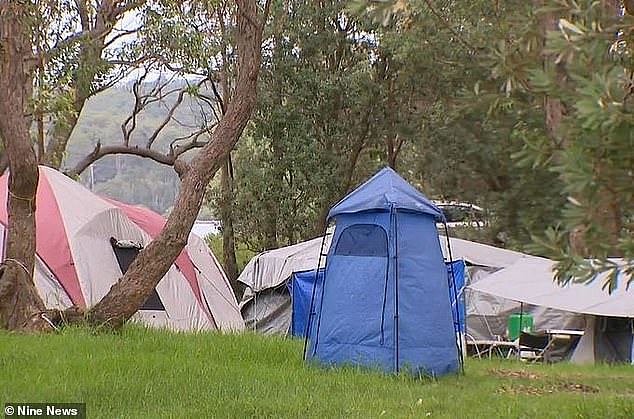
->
xmin=110 ymin=237 xmax=142 ymax=273
xmin=334 ymin=224 xmax=388 ymax=257
xmin=600 ymin=317 xmax=633 ymax=333
xmin=140 ymin=289 xmax=166 ymax=311
xmin=110 ymin=237 xmax=166 ymax=311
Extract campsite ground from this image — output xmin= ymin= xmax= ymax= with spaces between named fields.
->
xmin=1 ymin=328 xmax=632 ymax=418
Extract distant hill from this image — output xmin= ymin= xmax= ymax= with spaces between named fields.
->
xmin=63 ymin=83 xmax=217 ymax=215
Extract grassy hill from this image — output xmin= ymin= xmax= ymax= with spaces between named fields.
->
xmin=1 ymin=327 xmax=633 ymax=418
xmin=63 ymin=84 xmax=210 ymax=215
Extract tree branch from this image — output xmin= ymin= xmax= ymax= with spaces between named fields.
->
xmin=421 ymin=0 xmax=478 ymax=53
xmin=80 ymin=0 xmax=267 ymax=328
xmin=69 ymin=144 xmax=178 ymax=176
xmin=146 ymin=88 xmax=187 ymax=148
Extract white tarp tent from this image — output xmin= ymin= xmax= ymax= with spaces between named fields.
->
xmin=469 ymin=256 xmax=633 ymax=363
xmin=440 ymin=238 xmax=584 ymax=341
xmin=239 ymin=235 xmax=521 ymax=297
xmin=440 ymin=236 xmax=526 ymax=268
xmin=238 ymin=235 xmax=581 ymax=337
xmin=238 ymin=236 xmax=329 ymax=333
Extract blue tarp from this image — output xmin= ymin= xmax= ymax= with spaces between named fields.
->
xmin=306 ymin=168 xmax=460 ymax=377
xmin=446 ymin=260 xmax=467 ymax=333
xmin=327 ymin=167 xmax=445 ymax=222
xmin=288 ymin=269 xmax=324 ymax=337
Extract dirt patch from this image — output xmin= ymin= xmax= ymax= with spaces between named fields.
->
xmin=489 ymin=368 xmax=542 ymax=380
xmin=490 ymin=369 xmax=600 ymax=395
xmin=497 ymin=384 xmax=545 ymax=396
xmin=497 ymin=382 xmax=599 ymax=396
xmin=554 ymin=382 xmax=599 ymax=393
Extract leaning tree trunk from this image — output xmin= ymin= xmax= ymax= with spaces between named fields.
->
xmin=0 ymin=2 xmax=51 ymax=331
xmin=82 ymin=0 xmax=265 ymax=328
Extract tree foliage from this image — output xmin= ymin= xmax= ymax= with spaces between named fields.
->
xmin=479 ymin=0 xmax=633 ymax=289
xmin=211 ymin=0 xmax=633 ymax=292
xmin=217 ymin=0 xmax=384 ymax=250
xmin=361 ymin=0 xmax=633 ymax=289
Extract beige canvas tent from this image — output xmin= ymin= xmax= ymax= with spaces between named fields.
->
xmin=238 ymin=236 xmax=330 ymax=333
xmin=0 ymin=166 xmax=244 ymax=332
xmin=469 ymin=256 xmax=633 ymax=363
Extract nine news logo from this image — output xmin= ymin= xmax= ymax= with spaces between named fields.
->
xmin=4 ymin=403 xmax=85 ymax=419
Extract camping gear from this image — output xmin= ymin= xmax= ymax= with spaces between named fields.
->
xmin=289 ymin=264 xmax=463 ymax=339
xmin=305 ymin=167 xmax=461 ymax=376
xmin=442 ymin=240 xmax=584 ymax=342
xmin=0 ymin=166 xmax=244 ymax=332
xmin=507 ymin=313 xmax=534 ymax=340
xmin=469 ymin=256 xmax=633 ymax=364
xmin=237 ymin=236 xmax=510 ymax=336
xmin=238 ymin=232 xmax=582 ymax=340
xmin=571 ymin=316 xmax=633 ymax=364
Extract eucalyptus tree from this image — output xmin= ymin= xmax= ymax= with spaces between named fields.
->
xmin=360 ymin=0 xmax=634 ymax=288
xmin=221 ymin=0 xmax=457 ymax=252
xmin=0 ymin=1 xmax=49 ymax=330
xmin=222 ymin=0 xmax=384 ymax=251
xmin=500 ymin=0 xmax=634 ymax=289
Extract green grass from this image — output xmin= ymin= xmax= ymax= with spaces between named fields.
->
xmin=1 ymin=328 xmax=633 ymax=418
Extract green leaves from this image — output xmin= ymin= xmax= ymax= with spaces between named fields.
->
xmin=457 ymin=0 xmax=634 ymax=290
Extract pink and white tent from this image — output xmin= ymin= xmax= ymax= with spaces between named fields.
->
xmin=0 ymin=166 xmax=244 ymax=332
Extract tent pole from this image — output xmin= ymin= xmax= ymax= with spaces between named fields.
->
xmin=253 ymin=257 xmax=259 ymax=333
xmin=310 ymin=226 xmax=333 ymax=357
xmin=303 ymin=226 xmax=331 ymax=360
xmin=518 ymin=302 xmax=524 ymax=360
xmin=444 ymin=223 xmax=465 ymax=375
xmin=379 ymin=229 xmax=391 ymax=346
xmin=391 ymin=205 xmax=400 ymax=374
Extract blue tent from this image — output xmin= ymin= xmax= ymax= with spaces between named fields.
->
xmin=305 ymin=167 xmax=461 ymax=376
xmin=291 ymin=263 xmax=465 ymax=338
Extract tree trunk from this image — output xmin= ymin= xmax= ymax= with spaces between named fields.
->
xmin=262 ymin=207 xmax=278 ymax=249
xmin=386 ymin=134 xmax=402 ymax=170
xmin=534 ymin=1 xmax=584 ymax=251
xmin=313 ymin=140 xmax=364 ymax=235
xmin=42 ymin=1 xmax=111 ymax=168
xmin=220 ymin=156 xmax=239 ymax=287
xmin=216 ymin=8 xmax=239 ymax=287
xmin=0 ymin=2 xmax=51 ymax=331
xmin=588 ymin=0 xmax=626 ymax=253
xmin=534 ymin=0 xmax=567 ymax=145
xmin=44 ymin=41 xmax=100 ymax=168
xmin=81 ymin=0 xmax=265 ymax=328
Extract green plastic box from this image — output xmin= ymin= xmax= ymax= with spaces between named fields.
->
xmin=507 ymin=313 xmax=534 ymax=340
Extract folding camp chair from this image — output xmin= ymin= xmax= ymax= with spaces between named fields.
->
xmin=518 ymin=332 xmax=551 ymax=362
